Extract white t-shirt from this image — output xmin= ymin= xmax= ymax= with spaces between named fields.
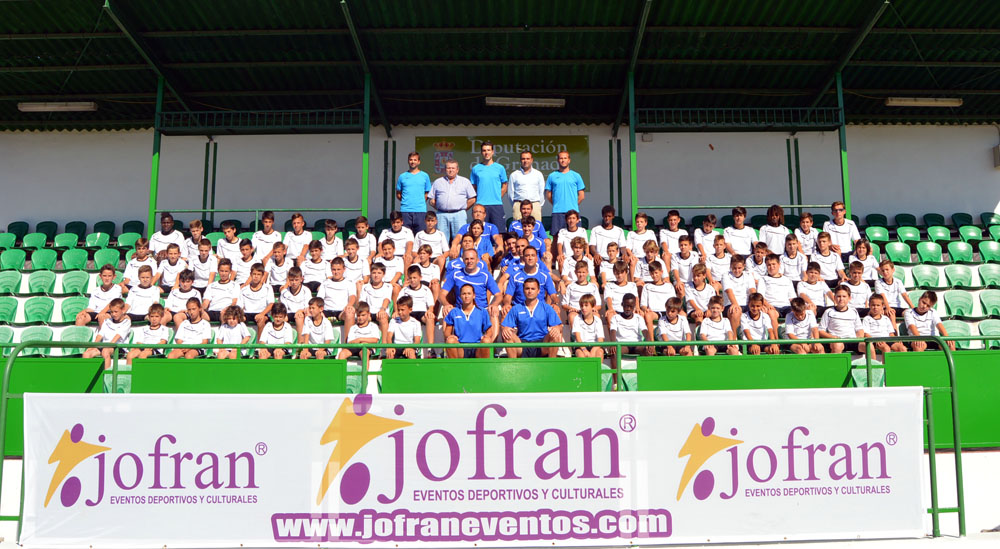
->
xmin=757 ymin=275 xmax=797 ymax=308
xmin=304 ymin=317 xmax=335 ymax=344
xmin=557 ymin=227 xmax=589 ymax=259
xmin=347 ymin=322 xmax=382 ymax=343
xmin=863 ymin=315 xmax=897 ymax=338
xmin=795 ymin=228 xmax=818 ymax=256
xmin=562 ymin=282 xmax=600 ymax=309
xmin=188 ymin=254 xmax=217 ymax=288
xmin=640 ymin=282 xmax=677 ymax=314
xmin=300 ymin=258 xmax=330 ymax=285
xmin=164 ymin=287 xmax=200 ymax=312
xmin=589 ymin=226 xmax=627 ymax=261
xmin=265 ymin=257 xmax=292 ymax=286
xmin=875 ymin=277 xmax=907 ymax=309
xmin=184 ymin=237 xmax=202 ymax=261
xmin=317 ymin=278 xmax=355 ymax=311
xmin=343 ymin=256 xmax=370 ymax=283
xmin=813 ymin=251 xmax=844 ymax=280
xmin=175 ymin=319 xmax=211 ymax=344
xmin=156 ymin=259 xmax=188 ymax=287
xmin=823 ymin=219 xmax=861 ymax=252
xmin=251 ymin=230 xmax=282 ymax=260
xmin=133 ymin=324 xmax=170 ymax=345
xmin=320 ymin=237 xmax=344 ymax=261
xmin=217 ymin=322 xmax=251 ymax=345
xmin=231 ymin=255 xmax=256 ymax=286
xmin=904 ymin=308 xmax=942 ymax=336
xmin=216 ymin=238 xmax=242 ymax=261
xmin=563 ymin=256 xmax=596 ymax=284
xmin=359 ymin=282 xmax=393 ymax=311
xmin=844 ymin=281 xmax=872 ymax=309
xmin=819 ymin=307 xmax=863 ymax=338
xmin=416 ymin=262 xmax=442 ymax=285
xmin=125 ymin=285 xmax=160 ymax=316
xmin=351 ymin=232 xmax=378 ymax=259
xmin=87 ymin=284 xmax=122 ymax=312
xmin=849 ymin=254 xmax=879 ymax=281
xmin=280 ymin=285 xmax=311 ymax=314
xmin=658 ymin=228 xmax=688 ymax=255
xmin=671 ymin=251 xmax=701 ymax=285
xmin=123 ymin=256 xmax=157 ymax=287
xmin=204 ymin=280 xmax=241 ymax=312
xmin=415 ymin=230 xmax=450 ymax=258
xmin=745 ymin=256 xmax=768 ymax=280
xmin=758 ymin=225 xmax=789 ymax=255
xmin=389 ymin=317 xmax=422 ymax=344
xmin=740 ymin=311 xmax=772 ymax=341
xmin=657 ymin=315 xmax=691 ymax=342
xmin=240 ymin=283 xmax=273 ymax=314
xmin=632 ymin=256 xmax=664 ymax=283
xmin=610 ymin=313 xmax=644 ymax=342
xmin=781 ymin=252 xmax=808 ymax=282
xmin=705 ymin=253 xmax=731 ymax=282
xmin=699 ymin=317 xmax=732 ymax=341
xmin=282 ymin=230 xmax=313 ymax=259
xmin=604 ymin=281 xmax=638 ymax=313
xmin=784 ymin=311 xmax=818 ymax=340
xmin=692 ymin=228 xmax=716 ymax=255
xmin=97 ymin=316 xmax=131 ymax=342
xmin=379 ymin=227 xmax=415 ymax=257
xmin=685 ymin=283 xmax=716 ymax=313
xmin=798 ymin=280 xmax=830 ymax=307
xmin=149 ymin=230 xmax=185 ymax=254
xmin=259 ymin=322 xmax=295 ymax=346
xmin=373 ymin=256 xmax=404 ymax=283
xmin=724 ymin=226 xmax=757 ymax=256
xmin=625 ymin=230 xmax=658 ymax=259
xmin=571 ymin=315 xmax=605 ymax=343
xmin=722 ymin=271 xmax=755 ymax=307
xmin=400 ymin=284 xmax=435 ymax=313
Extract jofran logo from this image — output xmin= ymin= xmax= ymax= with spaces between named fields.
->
xmin=676 ymin=417 xmax=892 ymax=501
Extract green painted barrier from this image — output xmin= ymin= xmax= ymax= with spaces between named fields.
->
xmin=5 ymin=358 xmax=103 ymax=457
xmin=635 ymin=354 xmax=854 ymax=391
xmin=883 ymin=350 xmax=1000 ymax=449
xmin=380 ymin=358 xmax=605 ymax=393
xmin=130 ymin=359 xmax=352 ymax=394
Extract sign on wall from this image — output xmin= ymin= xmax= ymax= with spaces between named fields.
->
xmin=21 ymin=388 xmax=924 ymax=548
xmin=414 ymin=135 xmax=590 ymax=189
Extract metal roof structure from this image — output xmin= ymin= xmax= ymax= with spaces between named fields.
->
xmin=1 ymin=0 xmax=998 ymax=131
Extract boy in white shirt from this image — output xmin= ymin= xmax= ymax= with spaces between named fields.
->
xmin=281 ymin=213 xmax=312 ymax=265
xmin=415 ymin=212 xmax=450 ymax=270
xmin=399 ymin=266 xmax=437 ymax=351
xmin=741 ymin=292 xmax=779 ymax=355
xmin=201 ymin=259 xmax=240 ymax=322
xmin=338 ymin=302 xmax=381 ymax=360
xmin=563 ymin=261 xmax=601 ymax=328
xmin=598 ymin=242 xmax=623 ymax=287
xmin=671 ymin=235 xmax=700 ymax=293
xmin=686 ymin=264 xmax=716 ymax=325
xmin=633 ymin=239 xmax=666 ymax=287
xmin=705 ymin=234 xmax=731 ymax=292
xmin=798 ymin=262 xmax=831 ymax=317
xmin=299 ymin=297 xmax=337 ymax=360
xmin=698 ymin=296 xmax=739 ymax=355
xmin=823 ymin=201 xmax=861 ymax=263
xmin=781 ymin=234 xmax=808 ymax=282
xmin=121 ymin=238 xmax=156 ymax=289
xmin=124 ymin=265 xmax=159 ymax=323
xmin=188 ymin=238 xmax=217 ymax=294
xmin=149 ymin=212 xmax=186 ymax=259
xmin=875 ymin=259 xmax=914 ymax=323
xmin=610 ymin=294 xmax=652 ymax=356
xmin=555 ymin=210 xmax=590 ymax=265
xmin=342 ymin=238 xmax=371 ymax=285
xmin=257 ymin=302 xmax=296 ymax=360
xmin=758 ymin=205 xmax=790 ymax=255
xmin=843 ymin=261 xmax=873 ymax=317
xmin=242 ymin=263 xmax=275 ymax=333
xmin=352 ymin=216 xmax=378 ymax=263
xmin=693 ymin=214 xmax=718 ymax=258
xmin=603 ymin=261 xmax=638 ymax=325
xmin=744 ymin=242 xmax=770 ymax=281
xmin=281 ymin=267 xmax=312 ymax=335
xmin=813 ymin=232 xmax=846 ymax=286
xmin=414 ymin=245 xmax=442 ymax=299
xmin=320 ymin=219 xmax=345 ymax=261
xmin=215 ymin=220 xmax=242 ymax=261
xmin=572 ymin=294 xmax=605 ymax=358
xmin=783 ymin=297 xmax=824 ymax=354
xmin=818 ymin=285 xmax=864 ymax=354
xmin=360 ymin=263 xmax=394 ymax=335
xmin=658 ymin=209 xmax=688 ymax=257
xmin=167 ymin=297 xmax=212 ymax=359
xmin=265 ymin=241 xmax=292 ymax=293
xmin=251 ymin=211 xmax=282 ymax=262
xmin=723 ymin=206 xmax=757 ymax=257
xmin=154 ymin=243 xmax=187 ymax=293
xmin=380 ymin=211 xmax=415 ymax=262
xmin=75 ymin=264 xmax=121 ymax=326
xmin=231 ymin=239 xmax=257 ymax=286
xmin=316 ymin=257 xmax=358 ymax=335
xmin=373 ymin=240 xmax=405 ymax=287
xmin=561 ymin=237 xmax=596 ymax=286
xmin=795 ymin=212 xmax=817 ymax=257
xmin=164 ymin=269 xmax=203 ymax=328
xmin=385 ymin=295 xmax=422 ymax=359
xmin=904 ymin=291 xmax=955 ymax=352
xmin=590 ymin=205 xmax=628 ymax=267
xmin=184 ymin=219 xmax=206 ymax=261
xmin=215 ymin=305 xmax=252 ymax=360
xmin=656 ymin=297 xmax=693 ymax=356
xmin=863 ymin=294 xmax=907 ymax=354
xmin=640 ymin=261 xmax=677 ymax=338
xmin=722 ymin=254 xmax=754 ymax=329
xmin=300 ymin=240 xmax=330 ymax=292
xmin=83 ymin=298 xmax=131 ymax=368
xmin=126 ymin=303 xmax=170 ymax=364
xmin=626 ymin=213 xmax=658 ymax=265
xmin=757 ymin=254 xmax=797 ymax=319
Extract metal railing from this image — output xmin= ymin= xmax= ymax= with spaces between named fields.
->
xmin=157 ymin=109 xmax=364 ymax=136
xmin=638 ymin=203 xmax=830 ymax=211
xmin=0 ymin=334 xmax=971 ymax=538
xmin=635 ymin=107 xmax=844 ymax=131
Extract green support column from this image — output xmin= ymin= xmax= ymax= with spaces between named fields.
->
xmin=361 ymin=73 xmax=371 ymax=219
xmin=147 ymin=76 xmax=164 ymax=238
xmin=836 ymin=72 xmax=853 ymax=219
xmin=628 ymin=71 xmax=638 ymax=223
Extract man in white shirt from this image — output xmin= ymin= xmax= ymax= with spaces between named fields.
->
xmin=508 ymin=151 xmax=546 ymax=220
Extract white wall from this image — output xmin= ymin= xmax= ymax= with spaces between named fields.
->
xmin=1 ymin=124 xmax=998 ymax=231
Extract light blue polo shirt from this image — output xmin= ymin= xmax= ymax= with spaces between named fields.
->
xmin=442 ymin=268 xmax=500 ymax=308
xmin=471 ymin=163 xmax=508 ymax=206
xmin=545 ymin=170 xmax=585 ymax=213
xmin=501 ymin=301 xmax=561 ymax=341
xmin=505 ymin=269 xmax=557 ymax=305
xmin=395 ymin=170 xmax=432 ymax=212
xmin=445 ymin=306 xmax=492 ymax=343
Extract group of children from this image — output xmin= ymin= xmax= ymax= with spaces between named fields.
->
xmin=76 ymin=202 xmax=953 ymax=366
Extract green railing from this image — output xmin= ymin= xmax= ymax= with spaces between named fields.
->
xmin=637 ymin=203 xmax=829 ymax=211
xmin=155 ymin=207 xmax=363 ymax=223
xmin=0 ymin=335 xmax=969 ymax=538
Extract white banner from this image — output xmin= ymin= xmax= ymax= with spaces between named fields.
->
xmin=21 ymin=388 xmax=925 ymax=548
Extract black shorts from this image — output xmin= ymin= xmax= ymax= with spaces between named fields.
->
xmin=344 ymin=347 xmax=374 ymax=358
xmin=522 ymin=340 xmax=545 ymax=358
xmin=815 ymin=306 xmax=829 ymax=318
xmin=411 ymin=311 xmax=426 ymax=322
xmin=462 ymin=347 xmax=478 ymax=359
xmin=620 ymin=345 xmax=648 ymax=355
xmin=722 ymin=304 xmax=740 ymax=318
xmin=82 ymin=311 xmax=98 ymax=323
xmin=193 ymin=286 xmax=207 ymax=296
xmin=324 ymin=309 xmax=343 ymax=320
xmin=825 ymin=279 xmax=840 ymax=288
xmin=702 ymin=344 xmax=727 ymax=354
xmin=159 ymin=284 xmax=172 ymax=294
xmin=891 ymin=307 xmax=905 ymax=317
xmin=244 ymin=312 xmax=262 ymax=323
xmin=207 ymin=310 xmax=223 ymax=322
xmin=271 ymin=284 xmax=283 ymax=295
xmin=773 ymin=306 xmax=791 ymax=317
xmin=855 ymin=307 xmax=870 ymax=318
xmin=924 ymin=341 xmax=941 ymax=351
xmin=127 ymin=313 xmax=146 ymax=322
xmin=304 ymin=281 xmax=321 ymax=292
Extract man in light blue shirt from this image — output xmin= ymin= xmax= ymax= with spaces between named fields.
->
xmin=395 ymin=151 xmax=432 ymax=233
xmin=545 ymin=150 xmax=586 ymax=242
xmin=470 ymin=141 xmax=508 ymax=232
xmin=429 ymin=159 xmax=476 ymax=244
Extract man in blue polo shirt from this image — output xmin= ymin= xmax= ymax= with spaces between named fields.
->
xmin=440 ymin=248 xmax=501 ymax=318
xmin=545 ymin=150 xmax=586 ymax=240
xmin=452 ymin=203 xmax=503 ymax=255
xmin=395 ymin=152 xmax=432 ymax=233
xmin=504 ymin=245 xmax=557 ymax=313
xmin=470 ymin=141 xmax=508 ymax=232
xmin=443 ymin=284 xmax=497 ymax=359
xmin=501 ymin=278 xmax=563 ymax=358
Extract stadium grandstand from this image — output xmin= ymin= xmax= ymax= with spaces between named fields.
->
xmin=0 ymin=0 xmax=999 ymax=547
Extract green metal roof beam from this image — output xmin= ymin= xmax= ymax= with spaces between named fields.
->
xmin=612 ymin=0 xmax=653 ymax=138
xmin=340 ymin=0 xmax=391 ymax=138
xmin=102 ymin=0 xmax=194 ymax=114
xmin=807 ymin=0 xmax=890 ymax=111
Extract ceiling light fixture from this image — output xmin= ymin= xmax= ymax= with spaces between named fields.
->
xmin=485 ymin=96 xmax=566 ymax=108
xmin=17 ymin=101 xmax=98 ymax=112
xmin=884 ymin=97 xmax=963 ymax=108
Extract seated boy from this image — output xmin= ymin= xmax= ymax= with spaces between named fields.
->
xmin=167 ymin=298 xmax=212 ymax=359
xmin=385 ymin=296 xmax=422 ymax=359
xmin=783 ymin=297 xmax=824 ymax=354
xmin=609 ymin=293 xmax=653 ymax=356
xmin=75 ymin=263 xmax=121 ymax=326
xmin=316 ymin=257 xmax=358 ymax=335
xmin=123 ymin=265 xmax=160 ymax=323
xmin=571 ymin=294 xmax=605 ymax=358
xmin=699 ymin=296 xmax=739 ymax=356
xmin=299 ymin=297 xmax=337 ymax=359
xmin=399 ymin=265 xmax=437 ymax=352
xmin=258 ymin=303 xmax=295 ymax=360
xmin=126 ymin=303 xmax=170 ymax=364
xmin=337 ymin=301 xmax=381 ymax=360
xmin=863 ymin=294 xmax=907 ymax=354
xmin=201 ymin=259 xmax=240 ymax=322
xmin=83 ymin=298 xmax=131 ymax=369
xmin=149 ymin=212 xmax=186 ymax=260
xmin=154 ymin=243 xmax=187 ymax=293
xmin=251 ymin=211 xmax=282 ymax=261
xmin=741 ymin=292 xmax=780 ymax=355
xmin=657 ymin=297 xmax=693 ymax=356
xmin=163 ymin=269 xmax=203 ymax=327
xmin=904 ymin=291 xmax=955 ymax=352
xmin=320 ymin=219 xmax=344 ymax=261
xmin=415 ymin=212 xmax=450 ymax=271
xmin=818 ymin=285 xmax=864 ymax=353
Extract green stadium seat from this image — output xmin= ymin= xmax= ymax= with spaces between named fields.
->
xmin=0 ymin=271 xmax=20 ymax=295
xmin=907 ymin=290 xmax=925 ymax=310
xmin=924 ymin=213 xmax=946 ymax=227
xmin=990 ymin=225 xmax=1000 ymax=242
xmin=200 ymin=219 xmax=215 ymax=233
xmin=29 ymin=249 xmax=57 ymax=271
xmin=981 ymin=212 xmax=1000 ymax=227
xmin=124 ymin=249 xmax=135 ymax=263
xmin=0 ymin=298 xmax=15 ymax=324
xmin=926 ymin=225 xmax=952 ymax=244
xmin=23 ymin=296 xmax=55 ymax=324
xmin=750 ymin=214 xmax=767 ymax=227
xmin=113 ymin=270 xmax=124 ymax=285
xmin=0 ymin=233 xmax=15 ymax=250
xmin=1 ymin=249 xmax=27 ymax=271
xmin=374 ymin=219 xmax=392 ymax=234
xmin=283 ymin=219 xmax=294 ymax=232
xmin=943 ymin=291 xmax=981 ymax=321
xmin=115 ymin=232 xmax=142 ymax=249
xmin=64 ymin=221 xmax=87 ymax=240
xmin=812 ymin=213 xmax=830 ymax=226
xmin=122 ymin=220 xmax=145 ymax=235
xmin=237 ymin=231 xmax=254 ymax=241
xmin=60 ymin=270 xmax=91 ymax=295
xmin=980 ymin=290 xmax=1000 ymax=317
xmin=61 ymin=296 xmax=90 ymax=323
xmin=579 ymin=216 xmax=591 ymax=229
xmin=865 ymin=214 xmax=888 ymax=227
xmin=785 ymin=213 xmax=799 ymax=228
xmin=979 ymin=241 xmax=1000 ymax=263
xmin=35 ymin=221 xmax=58 ymax=241
xmin=19 ymin=326 xmax=53 ymax=357
xmin=26 ymin=270 xmax=56 ymax=295
xmin=221 ymin=219 xmax=243 ymax=232
xmin=850 ymin=214 xmax=861 ymax=226
xmin=93 ymin=248 xmax=120 ymax=270
xmin=59 ymin=326 xmax=94 ymax=357
xmin=872 ymin=242 xmax=882 ymax=261
xmin=895 ymin=213 xmax=917 ymax=227
xmin=947 ymin=242 xmax=977 ymax=265
xmin=896 ymin=226 xmax=921 ymax=246
xmin=980 ymin=264 xmax=1000 ymax=288
xmin=958 ymin=225 xmax=984 ymax=246
xmin=84 ymin=232 xmax=111 ymax=250
xmin=865 ymin=226 xmax=890 ymax=243
xmin=911 ymin=265 xmax=944 ymax=290
xmin=20 ymin=232 xmax=47 ymax=250
xmin=952 ymin=213 xmax=974 ymax=228
xmin=205 ymin=231 xmax=224 ymax=246
xmin=53 ymin=233 xmax=79 ymax=251
xmin=979 ymin=319 xmax=1000 ymax=349
xmin=93 ymin=221 xmax=116 ymax=238
xmin=941 ymin=320 xmax=972 ymax=349
xmin=883 ymin=242 xmax=914 ymax=265
xmin=0 ymin=326 xmax=12 ymax=357
xmin=944 ymin=265 xmax=975 ymax=289
xmin=6 ymin=222 xmax=28 ymax=243
xmin=720 ymin=214 xmax=734 ymax=227
xmin=312 ymin=219 xmax=331 ymax=232
xmin=60 ymin=249 xmax=88 ymax=271
xmin=310 ymin=231 xmax=324 ymax=242
xmin=916 ymin=242 xmax=946 ymax=264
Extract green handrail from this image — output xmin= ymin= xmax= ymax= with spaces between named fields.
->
xmin=638 ymin=204 xmax=829 ymax=210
